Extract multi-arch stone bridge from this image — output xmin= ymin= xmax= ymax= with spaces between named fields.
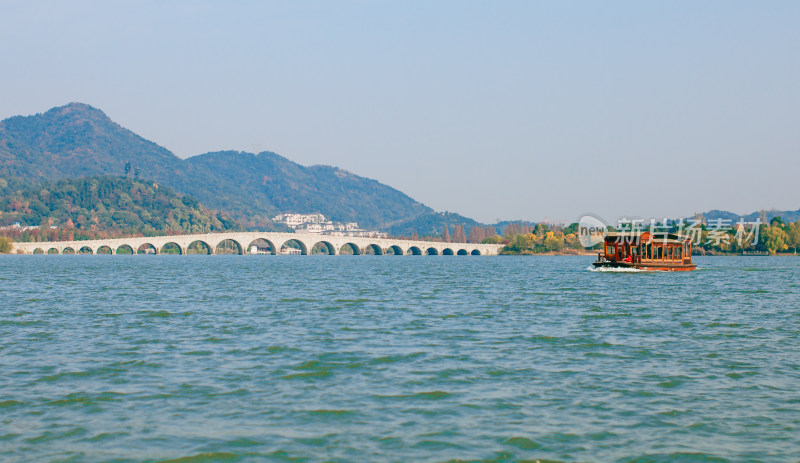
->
xmin=11 ymin=232 xmax=504 ymax=256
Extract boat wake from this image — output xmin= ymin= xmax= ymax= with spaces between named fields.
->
xmin=587 ymin=266 xmax=650 ymax=273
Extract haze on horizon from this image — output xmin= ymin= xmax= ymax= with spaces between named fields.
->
xmin=1 ymin=1 xmax=798 ymax=224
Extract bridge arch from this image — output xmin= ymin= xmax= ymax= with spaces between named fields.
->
xmin=97 ymin=245 xmax=113 ymax=255
xmin=442 ymin=248 xmax=455 ymax=256
xmin=386 ymin=245 xmax=404 ymax=255
xmin=457 ymin=249 xmax=469 ymax=256
xmin=78 ymin=246 xmax=93 ymax=255
xmin=311 ymin=241 xmax=336 ymax=255
xmin=160 ymin=242 xmax=183 ymax=254
xmin=407 ymin=246 xmax=422 ymax=255
xmin=279 ymin=239 xmax=308 ymax=255
xmin=339 ymin=243 xmax=361 ymax=255
xmin=215 ymin=239 xmax=243 ymax=255
xmin=246 ymin=238 xmax=276 ymax=255
xmin=471 ymin=249 xmax=481 ymax=256
xmin=116 ymin=244 xmax=134 ymax=255
xmin=363 ymin=244 xmax=383 ymax=255
xmin=137 ymin=243 xmax=158 ymax=255
xmin=58 ymin=247 xmax=70 ymax=255
xmin=33 ymin=248 xmax=44 ymax=254
xmin=426 ymin=247 xmax=439 ymax=256
xmin=187 ymin=240 xmax=212 ymax=255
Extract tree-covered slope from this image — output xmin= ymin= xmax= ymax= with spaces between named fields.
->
xmin=184 ymin=151 xmax=431 ymax=228
xmin=0 ymin=176 xmax=240 ymax=240
xmin=0 ymin=103 xmax=193 ymax=186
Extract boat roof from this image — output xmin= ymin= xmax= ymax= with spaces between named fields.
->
xmin=604 ymin=231 xmax=690 ymax=244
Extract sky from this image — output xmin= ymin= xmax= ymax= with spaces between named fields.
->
xmin=1 ymin=0 xmax=798 ymax=224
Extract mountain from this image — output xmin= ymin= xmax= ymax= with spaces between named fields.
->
xmin=0 ymin=103 xmax=444 ymax=230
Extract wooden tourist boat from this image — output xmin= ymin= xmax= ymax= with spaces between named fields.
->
xmin=593 ymin=231 xmax=697 ymax=271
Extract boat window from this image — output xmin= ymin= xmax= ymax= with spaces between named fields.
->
xmin=677 ymin=247 xmax=682 ymax=260
xmin=656 ymin=246 xmax=663 ymax=260
xmin=606 ymin=245 xmax=616 ymax=255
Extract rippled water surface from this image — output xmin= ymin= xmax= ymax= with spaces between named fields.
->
xmin=1 ymin=255 xmax=799 ymax=462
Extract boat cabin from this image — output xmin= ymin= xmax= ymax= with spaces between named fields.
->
xmin=595 ymin=231 xmax=696 ymax=271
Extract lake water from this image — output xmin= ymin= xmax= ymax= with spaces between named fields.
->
xmin=1 ymin=255 xmax=799 ymax=462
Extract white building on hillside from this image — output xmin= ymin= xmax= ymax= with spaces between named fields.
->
xmin=274 ymin=213 xmax=387 ymax=238
xmin=272 ymin=213 xmax=326 ymax=227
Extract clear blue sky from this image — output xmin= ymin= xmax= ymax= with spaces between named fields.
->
xmin=1 ymin=1 xmax=798 ymax=223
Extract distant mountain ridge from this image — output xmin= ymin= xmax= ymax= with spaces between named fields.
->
xmin=0 ymin=103 xmax=455 ymax=232
xmin=700 ymin=209 xmax=800 ymax=223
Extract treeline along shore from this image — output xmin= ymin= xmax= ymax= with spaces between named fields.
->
xmin=493 ymin=218 xmax=800 ymax=256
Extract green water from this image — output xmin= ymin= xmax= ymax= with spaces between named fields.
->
xmin=1 ymin=255 xmax=798 ymax=462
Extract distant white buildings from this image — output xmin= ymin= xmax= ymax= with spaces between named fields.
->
xmin=272 ymin=213 xmax=387 ymax=238
xmin=0 ymin=222 xmax=58 ymax=231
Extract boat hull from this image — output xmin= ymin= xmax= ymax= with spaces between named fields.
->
xmin=592 ymin=261 xmax=696 ymax=272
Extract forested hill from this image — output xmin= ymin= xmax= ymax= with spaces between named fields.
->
xmin=182 ymin=150 xmax=432 ymax=230
xmin=0 ymin=176 xmax=241 ymax=241
xmin=0 ymin=103 xmax=190 ymax=186
xmin=0 ymin=103 xmax=441 ymax=229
